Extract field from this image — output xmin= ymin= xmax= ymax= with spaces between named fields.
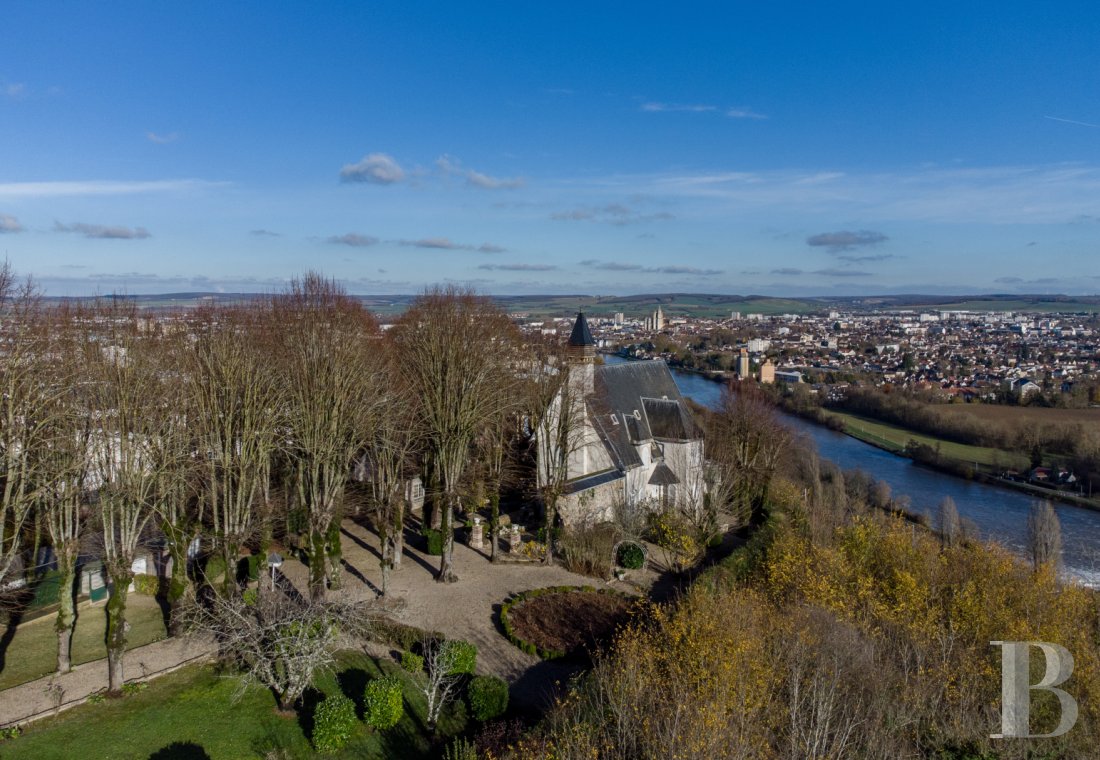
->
xmin=822 ymin=410 xmax=1030 ymax=469
xmin=937 ymin=404 xmax=1100 ymax=426
xmin=1 ymin=652 xmax=469 ymax=760
xmin=0 ymin=595 xmax=168 ymax=690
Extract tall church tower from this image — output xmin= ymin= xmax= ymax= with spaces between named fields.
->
xmin=568 ymin=311 xmax=596 ymax=394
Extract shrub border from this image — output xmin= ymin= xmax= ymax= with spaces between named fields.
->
xmin=498 ymin=585 xmax=633 ymax=660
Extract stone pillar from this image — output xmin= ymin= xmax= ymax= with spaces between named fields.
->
xmin=508 ymin=525 xmax=523 ymax=553
xmin=469 ymin=516 xmax=484 ymax=550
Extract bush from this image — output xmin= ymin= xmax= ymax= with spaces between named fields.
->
xmin=31 ymin=569 xmax=63 ymax=608
xmin=559 ymin=524 xmax=618 ymax=578
xmin=132 ymin=573 xmax=161 ymax=596
xmin=617 ymin=542 xmax=645 ymax=569
xmin=443 ymin=737 xmax=479 ymax=760
xmin=120 ymin=681 xmax=148 ymax=696
xmin=424 ymin=528 xmax=444 ymax=556
xmin=443 ymin=640 xmax=477 ymax=675
xmin=468 ymin=675 xmax=509 ymax=721
xmin=401 ymin=650 xmax=424 ymax=674
xmin=236 ymin=554 xmax=261 ymax=584
xmin=312 ymin=693 xmax=357 ymax=754
xmin=203 ymin=555 xmax=227 ymax=583
xmin=0 ymin=726 xmax=22 ymax=741
xmin=364 ymin=675 xmax=403 ymax=730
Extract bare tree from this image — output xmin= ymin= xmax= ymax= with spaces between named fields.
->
xmin=0 ymin=267 xmax=60 ymax=589
xmin=1028 ymin=500 xmax=1062 ymax=572
xmin=84 ymin=302 xmax=183 ymax=693
xmin=390 ymin=287 xmax=521 ymax=582
xmin=936 ymin=496 xmax=962 ymax=548
xmin=35 ymin=306 xmax=93 ymax=671
xmin=184 ymin=305 xmax=281 ymax=597
xmin=707 ymin=379 xmax=792 ymax=525
xmin=273 ymin=273 xmax=381 ymax=600
xmin=526 ymin=337 xmax=589 ymax=566
xmin=183 ymin=590 xmax=377 ymax=712
xmin=407 ymin=638 xmax=465 ymax=731
xmin=358 ymin=346 xmax=419 ymax=597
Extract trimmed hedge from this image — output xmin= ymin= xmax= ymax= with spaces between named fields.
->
xmin=617 ymin=542 xmax=645 ymax=569
xmin=364 ymin=675 xmax=403 ymax=730
xmin=312 ymin=693 xmax=357 ymax=753
xmin=468 ymin=675 xmax=509 ymax=722
xmin=401 ymin=650 xmax=425 ymax=674
xmin=424 ymin=529 xmax=444 ymax=556
xmin=499 ymin=585 xmax=632 ymax=660
xmin=443 ymin=640 xmax=477 ymax=675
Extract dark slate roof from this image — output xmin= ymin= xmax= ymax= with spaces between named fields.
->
xmin=648 ymin=462 xmax=681 ymax=486
xmin=568 ymin=312 xmax=595 ymax=347
xmin=592 ymin=361 xmax=698 ymax=443
xmin=642 ymin=398 xmax=692 ymax=440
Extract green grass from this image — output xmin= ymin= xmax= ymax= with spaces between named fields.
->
xmin=1 ymin=651 xmax=469 ymax=760
xmin=0 ymin=594 xmax=168 ymax=690
xmin=823 ymin=410 xmax=1030 ymax=469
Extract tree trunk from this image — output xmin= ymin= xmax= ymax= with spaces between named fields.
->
xmin=106 ymin=570 xmax=132 ymax=694
xmin=542 ymin=495 xmax=556 ymax=566
xmin=53 ymin=544 xmax=78 ymax=673
xmin=308 ymin=529 xmax=327 ymax=601
xmin=437 ymin=495 xmax=457 ymax=583
xmin=222 ymin=539 xmax=240 ymax=598
xmin=325 ymin=522 xmax=342 ymax=591
xmin=392 ymin=498 xmax=404 ymax=568
xmin=166 ymin=537 xmax=190 ymax=635
xmin=489 ymin=491 xmax=499 ymax=562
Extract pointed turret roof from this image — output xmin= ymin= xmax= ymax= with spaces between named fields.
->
xmin=568 ymin=311 xmax=595 ymax=347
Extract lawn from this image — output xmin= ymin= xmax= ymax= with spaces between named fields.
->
xmin=0 ymin=594 xmax=168 ymax=690
xmin=823 ymin=410 xmax=1030 ymax=470
xmin=0 ymin=651 xmax=470 ymax=760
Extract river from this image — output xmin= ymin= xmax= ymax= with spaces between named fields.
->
xmin=604 ymin=355 xmax=1100 ymax=585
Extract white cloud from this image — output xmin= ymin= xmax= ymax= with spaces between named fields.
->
xmin=4 ymin=83 xmax=26 ymax=98
xmin=339 ymin=153 xmax=405 ymax=184
xmin=641 ymin=102 xmax=716 ymax=113
xmin=146 ymin=131 xmax=179 ymax=144
xmin=436 ymin=155 xmax=524 ymax=190
xmin=54 ymin=221 xmax=151 ymax=239
xmin=0 ymin=179 xmax=224 ymax=198
xmin=326 ymin=233 xmax=378 ymax=247
xmin=0 ymin=214 xmax=23 ymax=233
xmin=726 ymin=107 xmax=767 ymax=120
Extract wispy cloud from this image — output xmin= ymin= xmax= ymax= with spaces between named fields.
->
xmin=4 ymin=83 xmax=26 ymax=98
xmin=772 ymin=267 xmax=803 ymax=275
xmin=836 ymin=253 xmax=894 ymax=263
xmin=552 ymin=203 xmax=674 ymax=226
xmin=436 ymin=155 xmax=524 ymax=189
xmin=0 ymin=179 xmax=224 ymax=198
xmin=146 ymin=131 xmax=179 ymax=144
xmin=478 ymin=263 xmax=557 ymax=271
xmin=250 ymin=229 xmax=281 ymax=237
xmin=641 ymin=102 xmax=717 ymax=113
xmin=726 ymin=107 xmax=767 ymax=120
xmin=0 ymin=214 xmax=23 ymax=233
xmin=54 ymin=221 xmax=151 ymax=239
xmin=397 ymin=237 xmax=506 ymax=253
xmin=1044 ymin=115 xmax=1099 ymax=129
xmin=339 ymin=153 xmax=405 ymax=184
xmin=327 ymin=233 xmax=378 ymax=247
xmin=807 ymin=230 xmax=888 ymax=252
xmin=579 ymin=260 xmax=721 ymax=275
xmin=812 ymin=268 xmax=872 ymax=277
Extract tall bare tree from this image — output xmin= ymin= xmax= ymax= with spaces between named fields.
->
xmin=390 ymin=287 xmax=521 ymax=582
xmin=85 ymin=302 xmax=182 ymax=692
xmin=273 ymin=274 xmax=380 ymax=600
xmin=526 ymin=337 xmax=588 ymax=566
xmin=707 ymin=379 xmax=791 ymax=525
xmin=33 ymin=305 xmax=94 ymax=672
xmin=0 ymin=266 xmax=60 ymax=589
xmin=358 ymin=344 xmax=419 ymax=597
xmin=184 ymin=305 xmax=281 ymax=596
xmin=1028 ymin=500 xmax=1062 ymax=572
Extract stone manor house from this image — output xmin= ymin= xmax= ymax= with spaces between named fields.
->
xmin=539 ymin=313 xmax=705 ymax=527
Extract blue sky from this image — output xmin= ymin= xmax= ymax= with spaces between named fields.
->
xmin=2 ymin=2 xmax=1100 ymax=297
